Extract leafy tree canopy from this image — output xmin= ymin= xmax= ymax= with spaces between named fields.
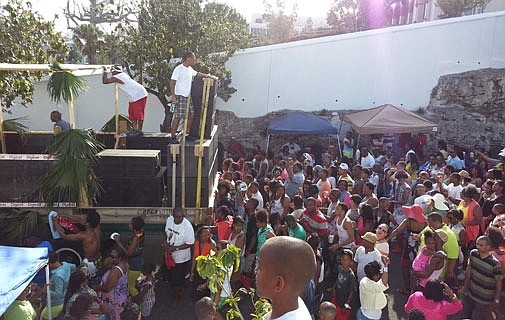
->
xmin=119 ymin=0 xmax=252 ymax=109
xmin=262 ymin=0 xmax=297 ymax=44
xmin=0 ymin=0 xmax=66 ymax=112
xmin=436 ymin=0 xmax=490 ymax=18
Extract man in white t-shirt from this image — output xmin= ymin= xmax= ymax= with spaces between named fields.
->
xmin=169 ymin=52 xmax=217 ymax=143
xmin=444 ymin=172 xmax=463 ymax=206
xmin=164 ymin=207 xmax=195 ymax=307
xmin=102 ymin=66 xmax=148 ymax=136
xmin=354 ymin=232 xmax=384 ymax=282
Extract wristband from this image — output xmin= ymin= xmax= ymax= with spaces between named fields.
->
xmin=383 ymin=267 xmax=388 ymax=272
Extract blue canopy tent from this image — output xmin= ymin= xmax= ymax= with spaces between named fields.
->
xmin=0 ymin=246 xmax=50 ymax=318
xmin=266 ymin=112 xmax=337 ymax=151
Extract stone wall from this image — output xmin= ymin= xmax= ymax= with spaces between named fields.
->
xmin=215 ymin=68 xmax=505 ymax=157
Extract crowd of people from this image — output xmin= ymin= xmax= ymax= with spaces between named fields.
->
xmin=3 ymin=133 xmax=505 ymax=320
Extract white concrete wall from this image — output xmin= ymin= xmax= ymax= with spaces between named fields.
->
xmin=3 ymin=11 xmax=505 ymax=131
xmin=219 ymin=11 xmax=505 ymax=117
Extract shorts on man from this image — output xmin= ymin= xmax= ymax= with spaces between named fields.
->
xmin=174 ymin=95 xmax=195 ymax=118
xmin=129 ymin=96 xmax=147 ymax=121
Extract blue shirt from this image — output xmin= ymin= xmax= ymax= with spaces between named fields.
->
xmin=49 ymin=262 xmax=76 ymax=305
xmin=54 ymin=119 xmax=71 ymax=131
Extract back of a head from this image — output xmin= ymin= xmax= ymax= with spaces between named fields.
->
xmin=364 ymin=261 xmax=381 ymax=280
xmin=86 ymin=210 xmax=101 ymax=228
xmin=261 ymin=236 xmax=316 ymax=294
xmin=131 ymin=216 xmax=145 ymax=232
xmin=408 ymin=309 xmax=426 ymax=320
xmin=194 ymin=296 xmax=214 ymax=320
xmin=319 ymin=301 xmax=337 ymax=320
xmin=48 ymin=251 xmax=59 ymax=264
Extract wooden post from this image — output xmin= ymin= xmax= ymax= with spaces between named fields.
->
xmin=0 ymin=98 xmax=5 ymax=153
xmin=195 ymin=78 xmax=213 ymax=210
xmin=68 ymin=99 xmax=76 ymax=129
xmin=114 ymin=84 xmax=119 ymax=135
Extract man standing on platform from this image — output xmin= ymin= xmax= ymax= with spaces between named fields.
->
xmin=102 ymin=66 xmax=148 ymax=137
xmin=50 ymin=111 xmax=70 ymax=133
xmin=169 ymin=52 xmax=217 ymax=143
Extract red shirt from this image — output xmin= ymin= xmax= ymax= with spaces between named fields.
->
xmin=215 ymin=215 xmax=233 ymax=241
xmin=300 ymin=208 xmax=329 ymax=235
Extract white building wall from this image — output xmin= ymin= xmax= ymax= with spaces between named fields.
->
xmin=219 ymin=11 xmax=505 ymax=117
xmin=3 ymin=11 xmax=505 ymax=131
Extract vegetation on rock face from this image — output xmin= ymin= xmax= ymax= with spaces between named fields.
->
xmin=0 ymin=0 xmax=66 ymax=112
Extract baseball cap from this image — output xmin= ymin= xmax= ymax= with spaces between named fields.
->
xmin=112 ymin=66 xmax=123 ymax=73
xmin=339 ymin=163 xmax=349 ymax=171
xmin=239 ymin=182 xmax=248 ymax=192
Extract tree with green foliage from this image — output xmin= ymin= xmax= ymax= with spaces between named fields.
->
xmin=119 ymin=0 xmax=251 ymax=131
xmin=72 ymin=23 xmax=104 ymax=64
xmin=436 ymin=0 xmax=490 ymax=18
xmin=0 ymin=0 xmax=66 ymax=112
xmin=327 ymin=0 xmax=389 ymax=34
xmin=262 ymin=0 xmax=297 ymax=44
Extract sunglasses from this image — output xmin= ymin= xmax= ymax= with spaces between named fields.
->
xmin=377 ymin=227 xmax=388 ymax=233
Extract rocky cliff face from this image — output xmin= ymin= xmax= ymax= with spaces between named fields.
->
xmin=425 ymin=68 xmax=505 ymax=153
xmin=215 ymin=68 xmax=505 ymax=156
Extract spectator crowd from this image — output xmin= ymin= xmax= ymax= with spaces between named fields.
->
xmin=3 ymin=132 xmax=505 ymax=320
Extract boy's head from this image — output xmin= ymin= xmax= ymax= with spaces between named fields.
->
xmin=255 ymin=208 xmax=269 ymax=228
xmin=364 ymin=260 xmax=382 ymax=282
xmin=255 ymin=237 xmax=316 ymax=302
xmin=130 ymin=216 xmax=145 ymax=233
xmin=319 ymin=301 xmax=337 ymax=320
xmin=194 ymin=296 xmax=216 ymax=320
xmin=293 ymin=195 xmax=304 ymax=209
xmin=48 ymin=251 xmax=60 ymax=268
xmin=285 ymin=214 xmax=297 ymax=229
xmin=246 ymin=198 xmax=259 ymax=212
xmin=446 ymin=209 xmax=463 ymax=225
xmin=408 ymin=309 xmax=426 ymax=320
xmin=85 ymin=210 xmax=101 ymax=228
xmin=142 ymin=263 xmax=156 ymax=276
xmin=340 ymin=249 xmax=354 ymax=269
xmin=492 ymin=203 xmax=505 ymax=216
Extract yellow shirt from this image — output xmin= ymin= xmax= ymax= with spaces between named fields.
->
xmin=359 ymin=277 xmax=388 ymax=311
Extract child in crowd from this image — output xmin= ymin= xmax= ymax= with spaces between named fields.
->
xmin=135 ymin=263 xmax=157 ymax=320
xmin=332 ymin=249 xmax=356 ymax=320
xmin=375 ymin=223 xmax=390 ymax=256
xmin=358 ymin=259 xmax=390 ymax=320
xmin=291 ymin=195 xmax=305 ymax=220
xmin=256 ymin=237 xmax=316 ymax=319
xmin=194 ymin=296 xmax=222 ymax=320
xmin=446 ymin=209 xmax=467 ymax=272
xmin=190 ymin=227 xmax=215 ymax=301
xmin=113 ymin=216 xmax=145 ymax=296
xmin=212 ymin=206 xmax=234 ymax=241
xmin=42 ymin=251 xmax=76 ymax=319
xmin=319 ymin=301 xmax=337 ymax=320
xmin=411 ymin=230 xmax=437 ymax=288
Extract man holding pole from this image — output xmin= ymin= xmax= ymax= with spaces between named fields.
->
xmin=168 ymin=51 xmax=217 ymax=143
xmin=102 ymin=66 xmax=148 ymax=137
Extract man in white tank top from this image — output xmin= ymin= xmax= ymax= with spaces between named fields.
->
xmin=102 ymin=66 xmax=148 ymax=136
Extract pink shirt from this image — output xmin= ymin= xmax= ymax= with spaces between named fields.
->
xmin=405 ymin=291 xmax=462 ymax=320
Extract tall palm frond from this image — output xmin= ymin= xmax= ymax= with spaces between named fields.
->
xmin=39 ymin=129 xmax=104 ymax=207
xmin=0 ymin=210 xmax=43 ymax=246
xmin=2 ymin=117 xmax=29 ymax=133
xmin=47 ymin=62 xmax=86 ymax=104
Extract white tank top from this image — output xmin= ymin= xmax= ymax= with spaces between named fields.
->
xmin=271 ymin=197 xmax=284 ymax=215
xmin=113 ymin=72 xmax=147 ymax=102
xmin=228 ymin=231 xmax=245 ymax=256
xmin=336 ymin=216 xmax=354 ymax=249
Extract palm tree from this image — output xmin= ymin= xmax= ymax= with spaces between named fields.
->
xmin=40 ymin=62 xmax=102 ymax=207
xmin=39 ymin=129 xmax=104 ymax=207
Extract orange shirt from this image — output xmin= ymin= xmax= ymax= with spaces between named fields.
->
xmin=194 ymin=241 xmax=212 ymax=258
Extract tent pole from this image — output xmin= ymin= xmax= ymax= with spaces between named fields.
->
xmin=266 ymin=134 xmax=271 ymax=154
xmin=0 ymin=97 xmax=5 ymax=153
xmin=45 ymin=264 xmax=52 ymax=320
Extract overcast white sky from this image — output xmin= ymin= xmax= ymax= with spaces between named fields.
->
xmin=29 ymin=0 xmax=334 ymax=31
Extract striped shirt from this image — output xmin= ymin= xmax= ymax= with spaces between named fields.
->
xmin=468 ymin=249 xmax=503 ymax=305
xmin=300 ymin=209 xmax=329 ymax=235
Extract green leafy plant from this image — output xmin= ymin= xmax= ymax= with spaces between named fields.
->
xmin=101 ymin=114 xmax=133 ymax=133
xmin=196 ymin=244 xmax=272 ymax=320
xmin=2 ymin=116 xmax=29 ymax=133
xmin=39 ymin=129 xmax=104 ymax=207
xmin=0 ymin=209 xmax=44 ymax=246
xmin=47 ymin=62 xmax=86 ymax=104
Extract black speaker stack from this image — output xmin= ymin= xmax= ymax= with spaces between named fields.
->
xmin=95 ymin=150 xmax=166 ymax=207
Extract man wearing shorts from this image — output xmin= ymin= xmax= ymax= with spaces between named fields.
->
xmin=169 ymin=51 xmax=217 ymax=143
xmin=102 ymin=66 xmax=148 ymax=136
